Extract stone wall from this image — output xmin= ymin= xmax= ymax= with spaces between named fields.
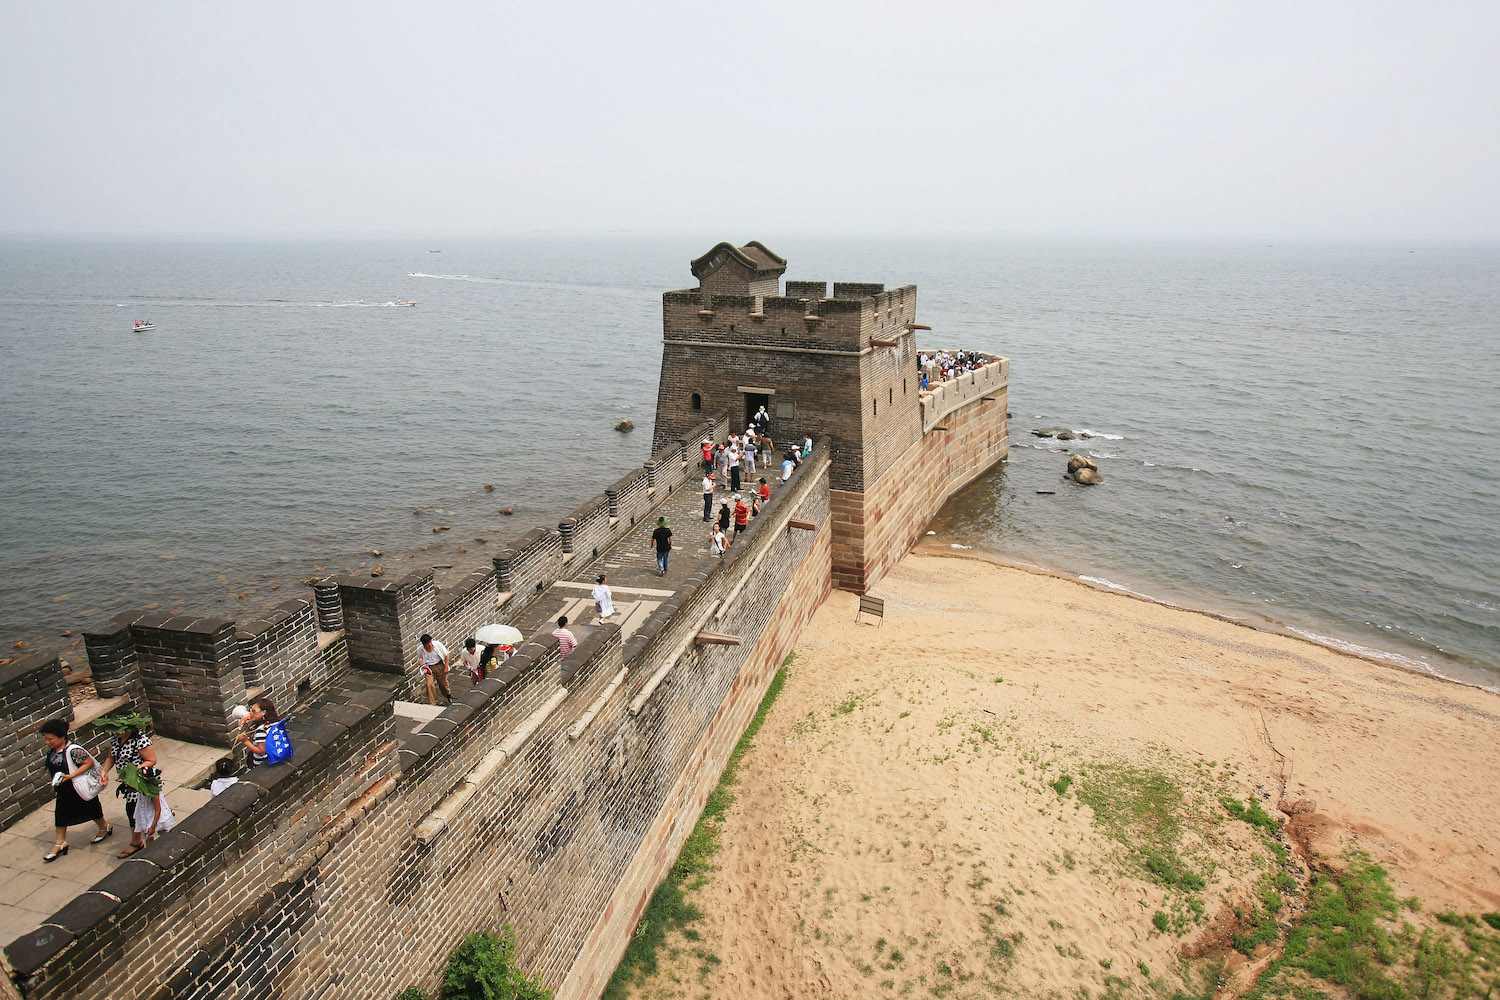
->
xmin=831 ymin=376 xmax=1009 ymax=592
xmin=3 ymin=448 xmax=835 ymax=1000
xmin=433 ymin=565 xmax=500 ymax=648
xmin=0 ymin=654 xmax=72 ymax=830
xmin=235 ymin=599 xmax=325 ymax=706
xmin=494 ymin=526 xmax=564 ymax=615
xmin=130 ymin=616 xmax=246 ymax=745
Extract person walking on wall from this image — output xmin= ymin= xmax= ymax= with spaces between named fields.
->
xmin=754 ymin=403 xmax=771 ymax=430
xmin=760 ymin=432 xmax=774 ymax=465
xmin=97 ymin=714 xmax=158 ymax=858
xmin=553 ymin=616 xmax=578 ymax=658
xmin=743 ymin=431 xmax=758 ymax=475
xmin=458 ymin=637 xmax=485 ymax=683
xmin=700 ymin=438 xmax=714 ymax=474
xmin=129 ymin=766 xmax=174 ymax=847
xmin=40 ymin=718 xmax=110 ymax=861
xmin=418 ymin=633 xmax=452 ymax=705
xmin=728 ymin=440 xmax=743 ymax=492
xmin=593 ymin=573 xmax=615 ymax=623
xmin=710 ymin=522 xmax=728 ymax=557
xmin=717 ymin=501 xmax=732 ymax=538
xmin=650 ymin=516 xmax=674 ymax=576
xmin=733 ymin=494 xmax=751 ymax=537
xmin=236 ymin=697 xmax=281 ymax=768
xmin=702 ymin=471 xmax=715 ymax=522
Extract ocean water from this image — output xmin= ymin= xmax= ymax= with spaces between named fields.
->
xmin=1 ymin=238 xmax=1497 ymax=686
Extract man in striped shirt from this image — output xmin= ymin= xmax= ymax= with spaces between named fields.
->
xmin=553 ymin=616 xmax=578 ymax=658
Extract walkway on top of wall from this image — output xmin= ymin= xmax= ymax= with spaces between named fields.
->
xmin=387 ymin=458 xmax=804 ymax=736
xmin=0 ymin=737 xmax=223 ymax=945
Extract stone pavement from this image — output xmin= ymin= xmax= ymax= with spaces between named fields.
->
xmin=0 ymin=736 xmax=221 ymax=943
xmin=510 ymin=477 xmax=757 ymax=642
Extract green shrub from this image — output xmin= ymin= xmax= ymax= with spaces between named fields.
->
xmin=395 ymin=990 xmax=429 ymax=1000
xmin=1153 ymin=911 xmax=1169 ymax=932
xmin=440 ymin=928 xmax=552 ymax=1000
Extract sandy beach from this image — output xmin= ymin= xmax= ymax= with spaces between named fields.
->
xmin=619 ymin=550 xmax=1500 ymax=999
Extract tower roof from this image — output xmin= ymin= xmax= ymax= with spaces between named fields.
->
xmin=690 ymin=241 xmax=787 ymax=280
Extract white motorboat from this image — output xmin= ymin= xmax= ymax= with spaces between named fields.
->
xmin=394 ymin=300 xmax=416 ymax=307
xmin=133 ymin=321 xmax=155 ymax=332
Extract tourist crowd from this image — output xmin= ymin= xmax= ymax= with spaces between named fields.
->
xmin=918 ymin=350 xmax=989 ymax=390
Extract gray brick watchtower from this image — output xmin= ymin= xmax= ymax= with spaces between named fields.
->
xmin=652 ymin=241 xmax=961 ymax=592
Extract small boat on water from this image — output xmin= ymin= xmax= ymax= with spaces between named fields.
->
xmin=393 ymin=300 xmax=416 ymax=307
xmin=428 ymin=249 xmax=441 ymax=253
xmin=133 ymin=320 xmax=155 ymax=332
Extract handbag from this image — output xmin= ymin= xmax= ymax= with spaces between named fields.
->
xmin=67 ymin=743 xmax=102 ymax=801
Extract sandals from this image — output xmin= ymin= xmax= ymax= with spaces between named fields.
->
xmin=43 ymin=844 xmax=68 ymax=862
xmin=90 ymin=826 xmax=113 ymax=844
xmin=117 ymin=844 xmax=144 ymax=859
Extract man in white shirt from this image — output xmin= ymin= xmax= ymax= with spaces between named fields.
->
xmin=727 ymin=442 xmax=742 ymax=492
xmin=702 ymin=472 xmax=715 ymax=522
xmin=418 ymin=633 xmax=452 ymax=705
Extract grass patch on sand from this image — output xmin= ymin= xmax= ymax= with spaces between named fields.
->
xmin=601 ymin=653 xmax=795 ymax=1000
xmin=1075 ymin=763 xmax=1209 ymax=899
xmin=1247 ymin=851 xmax=1500 ymax=1000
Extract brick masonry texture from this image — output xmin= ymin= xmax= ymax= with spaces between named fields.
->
xmin=0 ymin=654 xmax=72 ymax=830
xmin=2 ymin=244 xmax=1008 ymax=1000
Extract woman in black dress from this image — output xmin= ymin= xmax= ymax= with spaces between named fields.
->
xmin=40 ymin=718 xmax=111 ymax=861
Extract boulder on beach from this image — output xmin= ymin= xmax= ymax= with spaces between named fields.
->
xmin=1067 ymin=454 xmax=1098 ymax=475
xmin=614 ymin=419 xmax=635 ymax=433
xmin=1056 ymin=430 xmax=1075 ymax=441
xmin=1073 ymin=467 xmax=1104 ymax=485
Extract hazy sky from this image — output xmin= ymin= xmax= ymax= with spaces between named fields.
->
xmin=4 ymin=2 xmax=1497 ymax=239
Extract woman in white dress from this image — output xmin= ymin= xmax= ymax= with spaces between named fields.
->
xmin=593 ymin=574 xmax=614 ymax=623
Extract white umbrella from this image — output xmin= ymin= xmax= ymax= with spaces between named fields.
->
xmin=474 ymin=623 xmax=524 ymax=646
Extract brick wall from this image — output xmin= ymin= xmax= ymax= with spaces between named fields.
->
xmin=494 ymin=526 xmax=564 ymax=616
xmin=129 ymin=616 xmax=246 ymax=745
xmin=831 ymin=381 xmax=1009 ymax=592
xmin=605 ymin=468 xmax=653 ymax=528
xmin=3 ymin=449 xmax=838 ymax=1000
xmin=80 ymin=613 xmax=144 ymax=703
xmin=336 ymin=572 xmax=436 ymax=699
xmin=235 ymin=599 xmax=323 ymax=706
xmin=433 ymin=565 xmax=500 ymax=648
xmin=559 ymin=494 xmax=612 ymax=565
xmin=0 ymin=653 xmax=72 ymax=831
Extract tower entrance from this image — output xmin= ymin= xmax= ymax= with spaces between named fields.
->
xmin=743 ymin=391 xmax=770 ymax=430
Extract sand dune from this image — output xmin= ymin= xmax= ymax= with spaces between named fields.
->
xmin=621 ymin=552 xmax=1500 ymax=999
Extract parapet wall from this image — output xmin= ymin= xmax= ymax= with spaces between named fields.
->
xmin=831 ymin=367 xmax=1009 ymax=592
xmin=4 ymin=444 xmax=836 ymax=1000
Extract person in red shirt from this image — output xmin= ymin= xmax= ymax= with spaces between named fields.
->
xmin=700 ymin=439 xmax=714 ymax=474
xmin=733 ymin=494 xmax=751 ymax=536
xmin=757 ymin=478 xmax=770 ymax=504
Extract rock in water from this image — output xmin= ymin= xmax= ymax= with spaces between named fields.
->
xmin=1031 ymin=428 xmax=1054 ymax=438
xmin=1067 ymin=454 xmax=1098 ymax=475
xmin=1073 ymin=468 xmax=1104 ymax=485
xmin=1056 ymin=430 xmax=1075 ymax=441
xmin=614 ymin=419 xmax=635 ymax=433
xmin=483 ymin=484 xmax=494 ymax=491
xmin=371 ymin=566 xmax=384 ymax=577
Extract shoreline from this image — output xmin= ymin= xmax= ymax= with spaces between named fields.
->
xmin=914 ymin=541 xmax=1500 ymax=694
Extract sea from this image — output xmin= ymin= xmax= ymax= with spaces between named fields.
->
xmin=1 ymin=237 xmax=1497 ymax=688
